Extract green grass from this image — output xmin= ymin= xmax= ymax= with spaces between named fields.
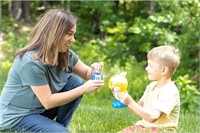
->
xmin=68 ymin=95 xmax=200 ymax=133
xmin=178 ymin=112 xmax=200 ymax=133
xmin=68 ymin=95 xmax=140 ymax=133
xmin=0 ymin=74 xmax=200 ymax=133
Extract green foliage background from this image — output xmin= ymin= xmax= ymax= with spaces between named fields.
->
xmin=0 ymin=0 xmax=199 ymax=115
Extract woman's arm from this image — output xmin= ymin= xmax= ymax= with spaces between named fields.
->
xmin=72 ymin=59 xmax=91 ymax=80
xmin=31 ymin=84 xmax=83 ymax=110
xmin=31 ymin=59 xmax=104 ymax=110
xmin=73 ymin=59 xmax=103 ymax=80
xmin=31 ymin=79 xmax=104 ymax=110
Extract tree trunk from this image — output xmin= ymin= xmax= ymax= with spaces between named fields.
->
xmin=150 ymin=0 xmax=155 ymax=15
xmin=8 ymin=0 xmax=30 ymax=22
xmin=0 ymin=0 xmax=2 ymax=19
xmin=22 ymin=1 xmax=30 ymax=22
xmin=9 ymin=0 xmax=22 ymax=21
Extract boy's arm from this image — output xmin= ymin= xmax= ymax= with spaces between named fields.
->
xmin=117 ymin=93 xmax=161 ymax=123
xmin=138 ymin=100 xmax=143 ymax=106
xmin=128 ymin=98 xmax=161 ymax=123
xmin=126 ymin=100 xmax=143 ymax=114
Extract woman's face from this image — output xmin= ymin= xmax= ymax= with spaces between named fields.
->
xmin=58 ymin=24 xmax=76 ymax=53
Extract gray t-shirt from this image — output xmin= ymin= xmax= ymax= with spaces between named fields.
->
xmin=0 ymin=49 xmax=78 ymax=130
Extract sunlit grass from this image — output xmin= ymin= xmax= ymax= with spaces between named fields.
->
xmin=0 ymin=72 xmax=199 ymax=133
xmin=69 ymin=95 xmax=140 ymax=133
xmin=69 ymin=95 xmax=200 ymax=133
xmin=178 ymin=112 xmax=200 ymax=133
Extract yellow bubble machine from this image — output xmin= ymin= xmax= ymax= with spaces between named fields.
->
xmin=108 ymin=72 xmax=128 ymax=108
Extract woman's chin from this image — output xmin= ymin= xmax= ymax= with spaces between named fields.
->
xmin=59 ymin=49 xmax=68 ymax=53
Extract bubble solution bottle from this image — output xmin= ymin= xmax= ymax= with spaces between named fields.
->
xmin=92 ymin=71 xmax=103 ymax=80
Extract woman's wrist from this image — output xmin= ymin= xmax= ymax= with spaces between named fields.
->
xmin=78 ymin=85 xmax=85 ymax=95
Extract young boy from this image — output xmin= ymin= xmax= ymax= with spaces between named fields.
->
xmin=115 ymin=45 xmax=180 ymax=133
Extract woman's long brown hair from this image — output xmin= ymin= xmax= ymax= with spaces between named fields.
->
xmin=16 ymin=9 xmax=77 ymax=71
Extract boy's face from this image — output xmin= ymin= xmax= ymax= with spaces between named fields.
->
xmin=145 ymin=59 xmax=163 ymax=80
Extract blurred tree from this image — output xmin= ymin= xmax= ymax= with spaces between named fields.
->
xmin=0 ymin=0 xmax=2 ymax=19
xmin=8 ymin=0 xmax=30 ymax=22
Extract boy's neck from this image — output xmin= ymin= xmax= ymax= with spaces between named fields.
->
xmin=156 ymin=77 xmax=172 ymax=89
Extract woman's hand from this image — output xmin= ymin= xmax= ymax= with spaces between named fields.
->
xmin=91 ymin=62 xmax=103 ymax=72
xmin=82 ymin=80 xmax=104 ymax=94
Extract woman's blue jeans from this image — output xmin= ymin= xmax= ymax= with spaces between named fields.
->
xmin=11 ymin=75 xmax=84 ymax=132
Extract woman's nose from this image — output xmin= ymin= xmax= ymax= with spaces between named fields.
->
xmin=70 ymin=36 xmax=75 ymax=43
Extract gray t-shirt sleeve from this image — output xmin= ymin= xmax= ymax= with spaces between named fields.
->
xmin=18 ymin=49 xmax=78 ymax=86
xmin=19 ymin=61 xmax=48 ymax=86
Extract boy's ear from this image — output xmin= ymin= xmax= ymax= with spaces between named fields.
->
xmin=161 ymin=66 xmax=169 ymax=75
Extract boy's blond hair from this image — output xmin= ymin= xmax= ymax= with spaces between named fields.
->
xmin=147 ymin=45 xmax=180 ymax=76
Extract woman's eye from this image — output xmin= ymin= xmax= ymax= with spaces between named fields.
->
xmin=67 ymin=32 xmax=74 ymax=36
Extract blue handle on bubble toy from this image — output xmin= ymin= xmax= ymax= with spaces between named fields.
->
xmin=112 ymin=99 xmax=127 ymax=108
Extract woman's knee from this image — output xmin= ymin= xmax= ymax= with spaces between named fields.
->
xmin=45 ymin=123 xmax=69 ymax=132
xmin=71 ymin=75 xmax=84 ymax=87
xmin=62 ymin=75 xmax=84 ymax=92
xmin=11 ymin=114 xmax=69 ymax=133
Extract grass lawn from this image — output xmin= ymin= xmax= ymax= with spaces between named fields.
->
xmin=0 ymin=74 xmax=199 ymax=133
xmin=68 ymin=95 xmax=200 ymax=133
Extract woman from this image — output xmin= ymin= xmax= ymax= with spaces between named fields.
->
xmin=0 ymin=9 xmax=104 ymax=132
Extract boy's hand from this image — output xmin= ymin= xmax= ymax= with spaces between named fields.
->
xmin=114 ymin=92 xmax=128 ymax=102
xmin=114 ymin=92 xmax=132 ymax=105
